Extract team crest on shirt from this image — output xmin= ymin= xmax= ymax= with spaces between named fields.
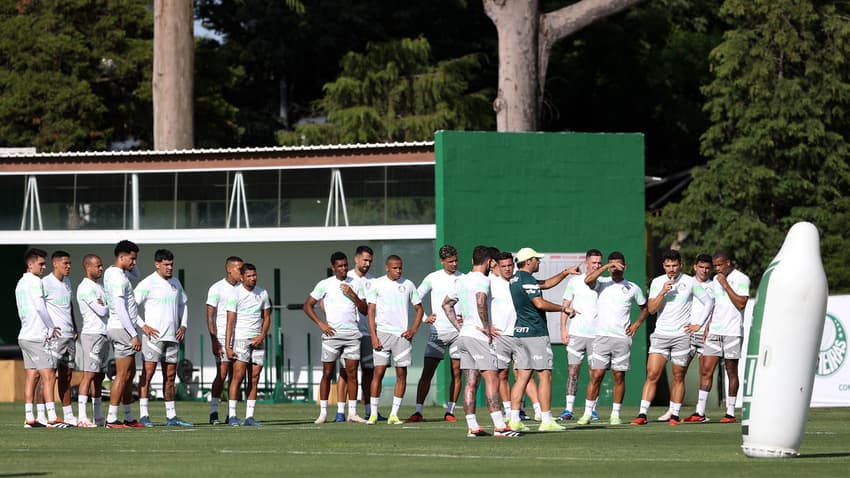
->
xmin=620 ymin=284 xmax=630 ymax=294
xmin=677 ymin=283 xmax=688 ymax=292
xmin=398 ymin=285 xmax=405 ymax=292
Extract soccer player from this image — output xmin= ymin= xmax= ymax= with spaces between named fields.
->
xmin=366 ymin=255 xmax=424 ymax=425
xmin=104 ymin=239 xmax=151 ymax=428
xmin=338 ymin=245 xmax=376 ymax=420
xmin=574 ymin=252 xmax=648 ymax=425
xmin=16 ymin=248 xmax=66 ymax=428
xmin=684 ymin=251 xmax=750 ymax=423
xmin=658 ymin=254 xmax=714 ymax=422
xmin=42 ymin=250 xmax=79 ymax=425
xmin=135 ymin=249 xmax=191 ymax=427
xmin=408 ymin=244 xmax=462 ymax=423
xmin=305 ymin=251 xmax=368 ymax=424
xmin=558 ymin=249 xmax=603 ymax=421
xmin=206 ymin=256 xmax=243 ymax=424
xmin=225 ymin=263 xmax=271 ymax=427
xmin=631 ymin=249 xmax=715 ymax=426
xmin=76 ymin=254 xmax=110 ymax=427
xmin=443 ymin=245 xmax=519 ymax=437
xmin=508 ymin=247 xmax=576 ymax=432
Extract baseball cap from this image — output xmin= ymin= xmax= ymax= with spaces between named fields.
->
xmin=515 ymin=247 xmax=544 ymax=263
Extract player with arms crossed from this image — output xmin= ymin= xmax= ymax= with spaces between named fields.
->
xmin=76 ymin=254 xmax=110 ymax=427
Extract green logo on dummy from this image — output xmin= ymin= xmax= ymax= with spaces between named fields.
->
xmin=817 ymin=314 xmax=847 ymax=377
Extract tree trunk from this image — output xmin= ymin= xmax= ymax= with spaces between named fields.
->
xmin=153 ymin=0 xmax=194 ymax=150
xmin=485 ymin=0 xmax=644 ymax=132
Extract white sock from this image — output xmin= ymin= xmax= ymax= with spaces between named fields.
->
xmin=46 ymin=402 xmax=57 ymax=421
xmin=696 ymin=390 xmax=709 ymax=415
xmin=62 ymin=405 xmax=75 ymax=420
xmin=228 ymin=400 xmax=238 ymax=418
xmin=390 ymin=396 xmax=402 ymax=417
xmin=670 ymin=402 xmax=682 ymax=417
xmin=246 ymin=399 xmax=256 ymax=419
xmin=319 ymin=400 xmax=328 ymax=414
xmin=107 ymin=405 xmax=119 ymax=422
xmin=78 ymin=396 xmax=89 ymax=420
xmin=639 ymin=400 xmax=650 ymax=416
xmin=165 ymin=401 xmax=176 ymax=419
xmin=510 ymin=409 xmax=520 ymax=423
xmin=583 ymin=399 xmax=597 ymax=418
xmin=415 ymin=403 xmax=423 ymax=414
xmin=337 ymin=401 xmax=345 ymax=414
xmin=36 ymin=403 xmax=46 ymax=422
xmin=93 ymin=397 xmax=103 ymax=420
xmin=612 ymin=403 xmax=622 ymax=415
xmin=447 ymin=401 xmax=457 ymax=414
xmin=348 ymin=400 xmax=358 ymax=416
xmin=210 ymin=397 xmax=220 ymax=414
xmin=25 ymin=403 xmax=35 ymax=422
xmin=123 ymin=404 xmax=134 ymax=421
xmin=465 ymin=413 xmax=480 ymax=430
xmin=502 ymin=401 xmax=511 ymax=413
xmin=139 ymin=398 xmax=149 ymax=417
xmin=541 ymin=411 xmax=553 ymax=424
xmin=491 ymin=411 xmax=506 ymax=429
xmin=566 ymin=395 xmax=576 ymax=412
xmin=370 ymin=397 xmax=380 ymax=416
xmin=726 ymin=397 xmax=736 ymax=416
xmin=532 ymin=402 xmax=542 ymax=415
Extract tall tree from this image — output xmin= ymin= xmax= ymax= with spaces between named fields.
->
xmin=277 ymin=37 xmax=493 ymax=144
xmin=483 ymin=0 xmax=643 ymax=131
xmin=153 ymin=0 xmax=194 ymax=150
xmin=0 ymin=0 xmax=153 ymax=151
xmin=649 ymin=0 xmax=850 ymax=292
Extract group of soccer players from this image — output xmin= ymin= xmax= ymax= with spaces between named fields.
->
xmin=15 ymin=239 xmax=749 ymax=436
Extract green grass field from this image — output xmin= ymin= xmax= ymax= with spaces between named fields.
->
xmin=1 ymin=402 xmax=848 ymax=477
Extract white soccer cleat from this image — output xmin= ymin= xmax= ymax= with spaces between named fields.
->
xmin=347 ymin=414 xmax=368 ymax=423
xmin=314 ymin=413 xmax=327 ymax=424
xmin=656 ymin=409 xmax=672 ymax=422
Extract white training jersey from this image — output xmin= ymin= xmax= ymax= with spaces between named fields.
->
xmin=417 ymin=269 xmax=462 ymax=334
xmin=649 ymin=273 xmax=714 ymax=337
xmin=595 ymin=277 xmax=646 ymax=338
xmin=104 ymin=266 xmax=140 ymax=331
xmin=226 ymin=284 xmax=271 ymax=340
xmin=309 ymin=275 xmax=362 ymax=332
xmin=563 ymin=273 xmax=598 ymax=338
xmin=710 ymin=269 xmax=750 ymax=336
xmin=689 ymin=279 xmax=716 ymax=334
xmin=490 ymin=274 xmax=517 ymax=336
xmin=77 ymin=278 xmax=108 ymax=335
xmin=42 ymin=273 xmax=75 ymax=338
xmin=448 ymin=271 xmax=490 ymax=342
xmin=15 ymin=272 xmax=51 ymax=341
xmin=347 ymin=270 xmax=373 ymax=335
xmin=134 ymin=272 xmax=188 ymax=343
xmin=207 ymin=278 xmax=240 ymax=340
xmin=367 ymin=275 xmax=421 ymax=336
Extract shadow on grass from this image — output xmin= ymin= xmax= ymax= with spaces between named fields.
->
xmin=796 ymin=452 xmax=850 ymax=459
xmin=0 ymin=474 xmax=49 ymax=477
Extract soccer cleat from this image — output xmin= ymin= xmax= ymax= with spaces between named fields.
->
xmin=209 ymin=412 xmax=220 ymax=425
xmin=669 ymin=415 xmax=680 ymax=426
xmin=494 ymin=428 xmax=521 ymax=437
xmin=631 ymin=414 xmax=648 ymax=425
xmin=76 ymin=419 xmax=96 ymax=428
xmin=591 ymin=410 xmax=600 ymax=422
xmin=387 ymin=415 xmax=403 ymax=425
xmin=444 ymin=412 xmax=457 ymax=422
xmin=657 ymin=409 xmax=672 ymax=422
xmin=609 ymin=415 xmax=623 ymax=425
xmin=518 ymin=409 xmax=530 ymax=421
xmin=138 ymin=416 xmax=154 ymax=427
xmin=106 ymin=420 xmax=129 ymax=428
xmin=165 ymin=416 xmax=193 ymax=427
xmin=64 ymin=416 xmax=78 ymax=427
xmin=407 ymin=412 xmax=424 ymax=422
xmin=226 ymin=416 xmax=242 ymax=427
xmin=47 ymin=420 xmax=74 ymax=429
xmin=576 ymin=414 xmax=592 ymax=425
xmin=242 ymin=417 xmax=262 ymax=427
xmin=533 ymin=412 xmax=542 ymax=421
xmin=366 ymin=413 xmax=378 ymax=425
xmin=467 ymin=428 xmax=490 ymax=437
xmin=24 ymin=420 xmax=46 ymax=428
xmin=507 ymin=420 xmax=529 ymax=432
xmin=684 ymin=413 xmax=709 ymax=423
xmin=334 ymin=412 xmax=346 ymax=423
xmin=347 ymin=414 xmax=368 ymax=423
xmin=538 ymin=421 xmax=565 ymax=432
xmin=314 ymin=414 xmax=327 ymax=424
xmin=124 ymin=420 xmax=145 ymax=428
xmin=557 ymin=409 xmax=573 ymax=421
xmin=720 ymin=414 xmax=737 ymax=423
xmin=94 ymin=418 xmax=106 ymax=427
xmin=377 ymin=413 xmax=387 ymax=422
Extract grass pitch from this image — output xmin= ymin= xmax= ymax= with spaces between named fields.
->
xmin=0 ymin=402 xmax=848 ymax=477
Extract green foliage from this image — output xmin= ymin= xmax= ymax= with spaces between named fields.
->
xmin=0 ymin=0 xmax=153 ymax=151
xmin=650 ymin=0 xmax=850 ymax=292
xmin=278 ymin=37 xmax=493 ymax=145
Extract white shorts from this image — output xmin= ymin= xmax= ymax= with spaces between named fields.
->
xmin=372 ymin=331 xmax=412 ymax=367
xmin=80 ymin=334 xmax=109 ymax=373
xmin=142 ymin=336 xmax=180 ymax=364
xmin=321 ymin=329 xmax=361 ymax=363
xmin=19 ymin=339 xmax=54 ymax=370
xmin=232 ymin=338 xmax=265 ymax=366
xmin=51 ymin=337 xmax=76 ymax=368
xmin=566 ymin=335 xmax=594 ymax=365
xmin=458 ymin=336 xmax=498 ymax=371
xmin=494 ymin=335 xmax=521 ymax=370
xmin=107 ymin=328 xmax=137 ymax=359
xmin=514 ymin=336 xmax=553 ymax=371
xmin=648 ymin=333 xmax=692 ymax=367
xmin=590 ymin=336 xmax=631 ymax=372
xmin=702 ymin=334 xmax=742 ymax=359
